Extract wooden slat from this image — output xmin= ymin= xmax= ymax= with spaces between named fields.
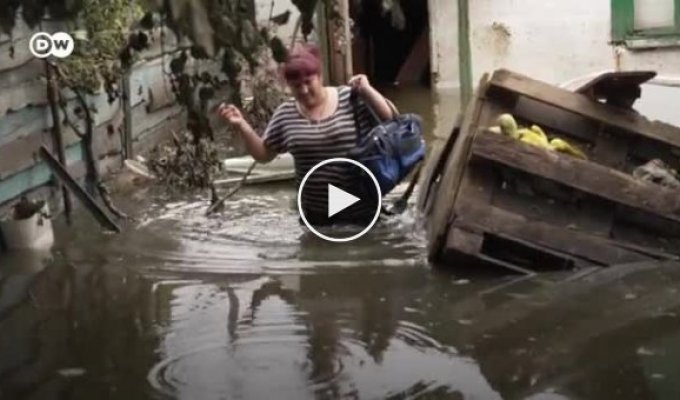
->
xmin=0 ymin=58 xmax=45 ymax=117
xmin=38 ymin=146 xmax=120 ymax=232
xmin=0 ymin=107 xmax=49 ymax=145
xmin=446 ymin=226 xmax=483 ymax=256
xmin=427 ymin=74 xmax=489 ymax=261
xmin=452 ymin=200 xmax=654 ymax=266
xmin=511 ymin=96 xmax=600 ymax=144
xmin=0 ymin=21 xmax=62 ymax=73
xmin=489 ymin=69 xmax=680 ymax=149
xmin=0 ymin=130 xmax=52 ymax=179
xmin=0 ymin=144 xmax=83 ymax=205
xmin=416 ymin=114 xmax=462 ymax=213
xmin=0 ymin=102 xmax=125 ymax=180
xmin=472 ymin=132 xmax=680 ymax=223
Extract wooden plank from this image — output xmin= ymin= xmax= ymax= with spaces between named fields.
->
xmin=512 ymin=96 xmax=599 ymax=144
xmin=489 ymin=69 xmax=680 ymax=149
xmin=453 ymin=100 xmax=510 ymax=217
xmin=446 ymin=226 xmax=483 ymax=256
xmin=0 ymin=145 xmax=83 ymax=205
xmin=0 ymin=21 xmax=62 ymax=73
xmin=0 ymin=101 xmax=125 ymax=180
xmin=427 ymin=75 xmax=489 ymax=261
xmin=0 ymin=107 xmax=49 ymax=145
xmin=0 ymin=131 xmax=52 ymax=180
xmin=38 ymin=146 xmax=120 ymax=232
xmin=416 ymin=113 xmax=462 ymax=213
xmin=489 ymin=173 xmax=615 ymax=237
xmin=0 ymin=90 xmax=126 ymax=146
xmin=0 ymin=58 xmax=45 ymax=117
xmin=452 ymin=200 xmax=654 ymax=266
xmin=472 ymin=132 xmax=680 ymax=223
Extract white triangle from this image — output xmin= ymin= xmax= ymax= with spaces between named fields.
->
xmin=327 ymin=184 xmax=360 ymax=218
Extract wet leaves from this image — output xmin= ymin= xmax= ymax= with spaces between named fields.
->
xmin=148 ymin=131 xmax=222 ymax=190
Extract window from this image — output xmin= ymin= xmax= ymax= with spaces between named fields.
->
xmin=612 ymin=0 xmax=680 ymax=47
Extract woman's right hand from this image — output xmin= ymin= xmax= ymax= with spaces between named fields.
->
xmin=217 ymin=103 xmax=245 ymax=128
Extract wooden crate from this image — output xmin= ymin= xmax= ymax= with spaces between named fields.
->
xmin=420 ymin=69 xmax=680 ymax=272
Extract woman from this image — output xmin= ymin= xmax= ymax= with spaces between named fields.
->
xmin=218 ymin=44 xmax=395 ymax=225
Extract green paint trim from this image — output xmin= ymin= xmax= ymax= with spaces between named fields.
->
xmin=611 ymin=0 xmax=634 ymax=43
xmin=458 ymin=0 xmax=472 ymax=108
xmin=0 ymin=144 xmax=83 ymax=204
xmin=612 ymin=0 xmax=680 ymax=43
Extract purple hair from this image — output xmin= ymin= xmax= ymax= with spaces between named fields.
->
xmin=282 ymin=43 xmax=322 ymax=83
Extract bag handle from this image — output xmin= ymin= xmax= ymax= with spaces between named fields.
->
xmin=349 ymin=88 xmax=399 ymax=142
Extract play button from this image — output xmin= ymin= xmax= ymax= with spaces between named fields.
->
xmin=298 ymin=158 xmax=382 ymax=242
xmin=327 ymin=184 xmax=360 ymax=217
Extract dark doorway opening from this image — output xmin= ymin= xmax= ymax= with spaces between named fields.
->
xmin=350 ymin=0 xmax=431 ymax=87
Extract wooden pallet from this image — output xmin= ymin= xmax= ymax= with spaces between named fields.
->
xmin=419 ymin=69 xmax=680 ymax=272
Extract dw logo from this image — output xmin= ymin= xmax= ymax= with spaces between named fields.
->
xmin=29 ymin=32 xmax=75 ymax=59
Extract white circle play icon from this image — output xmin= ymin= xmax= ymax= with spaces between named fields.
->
xmin=298 ymin=158 xmax=382 ymax=242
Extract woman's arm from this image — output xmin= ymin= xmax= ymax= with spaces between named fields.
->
xmin=361 ymin=85 xmax=395 ymax=121
xmin=218 ymin=104 xmax=276 ymax=162
xmin=235 ymin=121 xmax=276 ymax=162
xmin=349 ymin=74 xmax=396 ymax=121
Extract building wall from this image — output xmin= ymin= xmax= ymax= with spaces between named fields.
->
xmin=468 ymin=0 xmax=680 ymax=86
xmin=0 ymin=19 xmax=192 ymax=213
xmin=428 ymin=0 xmax=460 ymax=91
xmin=427 ymin=0 xmax=680 ymax=137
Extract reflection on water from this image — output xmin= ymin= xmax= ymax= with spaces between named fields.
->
xmin=2 ymin=87 xmax=680 ymax=399
xmin=2 ymin=183 xmax=680 ymax=400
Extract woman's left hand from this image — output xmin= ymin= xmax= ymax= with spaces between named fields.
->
xmin=348 ymin=74 xmax=373 ymax=95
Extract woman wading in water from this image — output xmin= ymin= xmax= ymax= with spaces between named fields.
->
xmin=218 ymin=44 xmax=395 ymax=225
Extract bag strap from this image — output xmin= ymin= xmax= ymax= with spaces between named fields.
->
xmin=349 ymin=88 xmax=399 ymax=142
xmin=349 ymin=89 xmax=363 ymax=142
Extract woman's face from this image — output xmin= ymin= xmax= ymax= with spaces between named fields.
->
xmin=287 ymin=74 xmax=324 ymax=108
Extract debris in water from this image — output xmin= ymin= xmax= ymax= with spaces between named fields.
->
xmin=147 ymin=131 xmax=222 ymax=190
xmin=636 ymin=347 xmax=655 ymax=356
xmin=58 ymin=368 xmax=86 ymax=378
xmin=453 ymin=279 xmax=470 ymax=285
xmin=624 ymin=293 xmax=638 ymax=300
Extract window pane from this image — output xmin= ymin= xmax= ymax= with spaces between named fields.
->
xmin=634 ymin=0 xmax=675 ymax=29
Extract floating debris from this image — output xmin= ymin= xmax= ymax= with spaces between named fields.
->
xmin=147 ymin=131 xmax=223 ymax=190
xmin=58 ymin=368 xmax=86 ymax=378
xmin=636 ymin=347 xmax=655 ymax=356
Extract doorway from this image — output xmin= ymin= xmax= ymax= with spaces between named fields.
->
xmin=350 ymin=0 xmax=431 ymax=87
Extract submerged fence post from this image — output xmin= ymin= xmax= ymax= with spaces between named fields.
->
xmin=45 ymin=61 xmax=72 ymax=224
xmin=122 ymin=70 xmax=134 ymax=160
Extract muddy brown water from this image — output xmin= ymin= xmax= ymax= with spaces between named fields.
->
xmin=2 ymin=88 xmax=680 ymax=399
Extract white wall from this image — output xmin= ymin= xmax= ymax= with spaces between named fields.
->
xmin=428 ymin=0 xmax=459 ymax=90
xmin=467 ymin=0 xmax=680 ymax=86
xmin=429 ymin=0 xmax=680 ymax=89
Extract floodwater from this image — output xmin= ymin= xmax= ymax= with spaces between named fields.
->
xmin=2 ymin=87 xmax=680 ymax=400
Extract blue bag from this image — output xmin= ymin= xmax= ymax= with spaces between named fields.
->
xmin=347 ymin=91 xmax=426 ymax=200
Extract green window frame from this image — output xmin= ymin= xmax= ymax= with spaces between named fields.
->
xmin=612 ymin=0 xmax=680 ymax=47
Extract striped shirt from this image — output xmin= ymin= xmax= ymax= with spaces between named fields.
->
xmin=263 ymin=86 xmax=378 ymax=220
